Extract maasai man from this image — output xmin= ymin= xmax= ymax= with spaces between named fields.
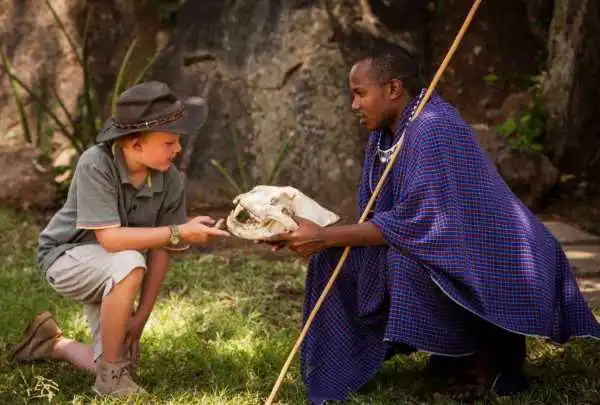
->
xmin=267 ymin=44 xmax=600 ymax=404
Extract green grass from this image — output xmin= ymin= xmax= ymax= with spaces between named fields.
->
xmin=1 ymin=207 xmax=600 ymax=404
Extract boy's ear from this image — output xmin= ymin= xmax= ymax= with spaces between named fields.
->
xmin=130 ymin=137 xmax=144 ymax=151
xmin=387 ymin=79 xmax=405 ymax=100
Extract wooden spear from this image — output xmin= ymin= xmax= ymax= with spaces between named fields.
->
xmin=264 ymin=0 xmax=483 ymax=403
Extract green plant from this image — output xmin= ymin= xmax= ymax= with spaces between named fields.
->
xmin=0 ymin=1 xmax=160 ymax=159
xmin=497 ymin=75 xmax=546 ymax=153
xmin=210 ymin=129 xmax=295 ymax=196
xmin=483 ymin=73 xmax=500 ymax=85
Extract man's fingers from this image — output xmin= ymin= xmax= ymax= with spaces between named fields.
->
xmin=266 ymin=232 xmax=293 ymax=243
xmin=289 ymin=238 xmax=321 ymax=249
xmin=292 ymin=215 xmax=312 ymax=225
xmin=213 ymin=218 xmax=226 ymax=229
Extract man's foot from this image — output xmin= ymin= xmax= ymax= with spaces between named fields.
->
xmin=425 ymin=354 xmax=490 ymax=402
xmin=9 ymin=311 xmax=63 ymax=362
xmin=93 ymin=358 xmax=147 ymax=397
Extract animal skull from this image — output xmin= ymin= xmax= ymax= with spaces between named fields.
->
xmin=226 ymin=185 xmax=340 ymax=240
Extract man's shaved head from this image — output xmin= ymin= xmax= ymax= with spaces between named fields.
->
xmin=355 ymin=44 xmax=424 ymax=97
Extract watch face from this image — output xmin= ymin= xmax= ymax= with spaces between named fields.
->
xmin=170 ymin=226 xmax=180 ymax=245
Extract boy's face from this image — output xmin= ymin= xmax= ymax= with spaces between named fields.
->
xmin=128 ymin=131 xmax=182 ymax=172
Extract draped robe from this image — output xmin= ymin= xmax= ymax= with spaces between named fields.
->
xmin=300 ymin=93 xmax=600 ymax=404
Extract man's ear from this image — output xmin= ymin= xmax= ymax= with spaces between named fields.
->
xmin=388 ymin=79 xmax=405 ymax=100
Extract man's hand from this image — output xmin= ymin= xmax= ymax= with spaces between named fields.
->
xmin=267 ymin=217 xmax=328 ymax=257
xmin=180 ymin=216 xmax=230 ymax=244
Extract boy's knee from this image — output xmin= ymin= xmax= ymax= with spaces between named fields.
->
xmin=110 ymin=250 xmax=146 ymax=289
xmin=124 ymin=266 xmax=145 ymax=285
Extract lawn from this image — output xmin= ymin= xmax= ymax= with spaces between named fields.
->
xmin=1 ymin=206 xmax=600 ymax=404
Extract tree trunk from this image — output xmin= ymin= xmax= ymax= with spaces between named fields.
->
xmin=543 ymin=0 xmax=600 ymax=176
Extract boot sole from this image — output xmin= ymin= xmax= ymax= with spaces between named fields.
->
xmin=92 ymin=386 xmax=147 ymax=397
xmin=8 ymin=312 xmax=54 ymax=362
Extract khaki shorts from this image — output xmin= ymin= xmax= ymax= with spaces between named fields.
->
xmin=45 ymin=244 xmax=147 ymax=361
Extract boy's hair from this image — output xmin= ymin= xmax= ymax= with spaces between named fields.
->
xmin=356 ymin=43 xmax=425 ymax=97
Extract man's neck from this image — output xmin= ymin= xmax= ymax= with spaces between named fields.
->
xmin=389 ymin=97 xmax=410 ymax=135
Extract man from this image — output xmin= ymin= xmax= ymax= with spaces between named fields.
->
xmin=269 ymin=45 xmax=600 ymax=404
xmin=11 ymin=81 xmax=229 ymax=396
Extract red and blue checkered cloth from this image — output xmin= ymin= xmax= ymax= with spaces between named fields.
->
xmin=301 ymin=93 xmax=600 ymax=404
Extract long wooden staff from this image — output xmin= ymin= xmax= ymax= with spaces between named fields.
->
xmin=265 ymin=1 xmax=483 ymax=403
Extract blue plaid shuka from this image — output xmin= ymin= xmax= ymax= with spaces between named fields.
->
xmin=301 ymin=92 xmax=600 ymax=404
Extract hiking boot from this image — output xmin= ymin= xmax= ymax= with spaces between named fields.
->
xmin=93 ymin=358 xmax=147 ymax=397
xmin=9 ymin=311 xmax=62 ymax=362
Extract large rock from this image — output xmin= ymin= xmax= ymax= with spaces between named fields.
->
xmin=0 ymin=145 xmax=60 ymax=211
xmin=543 ymin=0 xmax=600 ymax=176
xmin=152 ymin=0 xmax=427 ymax=210
xmin=0 ymin=0 xmax=164 ymax=144
xmin=474 ymin=124 xmax=558 ymax=209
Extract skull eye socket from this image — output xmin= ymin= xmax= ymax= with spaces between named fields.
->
xmin=236 ymin=210 xmax=251 ymax=223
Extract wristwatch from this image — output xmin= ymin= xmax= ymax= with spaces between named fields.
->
xmin=168 ymin=225 xmax=181 ymax=246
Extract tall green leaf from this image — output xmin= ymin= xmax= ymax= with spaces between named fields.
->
xmin=50 ymin=85 xmax=76 ymax=133
xmin=0 ymin=47 xmax=32 ymax=144
xmin=131 ymin=48 xmax=162 ymax=86
xmin=264 ymin=139 xmax=293 ymax=185
xmin=210 ymin=159 xmax=244 ymax=195
xmin=0 ymin=69 xmax=84 ymax=152
xmin=81 ymin=9 xmax=97 ymax=146
xmin=231 ymin=128 xmax=249 ymax=191
xmin=44 ymin=0 xmax=83 ymax=66
xmin=111 ymin=38 xmax=138 ymax=115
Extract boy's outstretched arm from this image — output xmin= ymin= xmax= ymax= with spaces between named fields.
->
xmin=94 ymin=216 xmax=229 ymax=252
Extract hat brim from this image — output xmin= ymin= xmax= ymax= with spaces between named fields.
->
xmin=96 ymin=99 xmax=208 ymax=143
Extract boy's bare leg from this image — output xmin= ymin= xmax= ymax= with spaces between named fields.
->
xmin=100 ymin=267 xmax=144 ymax=363
xmin=51 ymin=338 xmax=96 ymax=374
xmin=48 ymin=268 xmax=144 ymax=374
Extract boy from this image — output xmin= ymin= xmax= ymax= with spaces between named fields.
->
xmin=10 ymin=81 xmax=230 ymax=396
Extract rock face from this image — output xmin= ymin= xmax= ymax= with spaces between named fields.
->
xmin=152 ymin=0 xmax=426 ymax=210
xmin=0 ymin=0 xmax=164 ymax=145
xmin=0 ymin=0 xmax=82 ymax=142
xmin=474 ymin=124 xmax=558 ymax=209
xmin=0 ymin=145 xmax=60 ymax=211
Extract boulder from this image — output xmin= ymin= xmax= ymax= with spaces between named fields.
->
xmin=474 ymin=124 xmax=558 ymax=209
xmin=151 ymin=0 xmax=427 ymax=209
xmin=0 ymin=145 xmax=60 ymax=211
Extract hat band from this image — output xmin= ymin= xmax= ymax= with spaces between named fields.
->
xmin=114 ymin=107 xmax=184 ymax=131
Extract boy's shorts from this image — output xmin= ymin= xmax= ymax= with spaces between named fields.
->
xmin=45 ymin=244 xmax=147 ymax=361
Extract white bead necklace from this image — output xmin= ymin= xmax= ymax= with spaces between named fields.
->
xmin=369 ymin=88 xmax=426 ymax=194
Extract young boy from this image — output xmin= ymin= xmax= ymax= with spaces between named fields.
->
xmin=10 ymin=81 xmax=230 ymax=396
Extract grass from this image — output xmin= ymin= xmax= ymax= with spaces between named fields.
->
xmin=1 ymin=206 xmax=600 ymax=404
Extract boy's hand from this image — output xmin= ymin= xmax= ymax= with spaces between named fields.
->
xmin=125 ymin=314 xmax=145 ymax=369
xmin=180 ymin=216 xmax=230 ymax=244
